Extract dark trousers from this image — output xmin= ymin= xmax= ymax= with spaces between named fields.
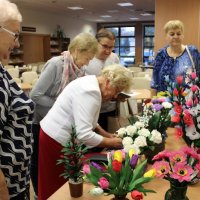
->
xmin=30 ymin=124 xmax=41 ymax=196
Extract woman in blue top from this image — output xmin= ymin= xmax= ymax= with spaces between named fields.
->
xmin=151 ymin=20 xmax=200 ymax=93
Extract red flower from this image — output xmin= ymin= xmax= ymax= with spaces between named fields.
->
xmin=175 ymin=127 xmax=183 ymax=139
xmin=112 ymin=160 xmax=122 ymax=172
xmin=176 ymin=76 xmax=183 ymax=85
xmin=183 ymin=110 xmax=194 ymax=126
xmin=171 ymin=115 xmax=181 ymax=123
xmin=131 ymin=190 xmax=143 ymax=200
xmin=173 ymin=88 xmax=179 ymax=96
xmin=173 ymin=103 xmax=182 ymax=115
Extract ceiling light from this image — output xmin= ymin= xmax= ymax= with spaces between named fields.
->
xmin=117 ymin=3 xmax=133 ymax=7
xmin=140 ymin=13 xmax=152 ymax=16
xmin=100 ymin=15 xmax=112 ymax=18
xmin=107 ymin=10 xmax=119 ymax=13
xmin=67 ymin=7 xmax=84 ymax=10
xmin=130 ymin=17 xmax=139 ymax=20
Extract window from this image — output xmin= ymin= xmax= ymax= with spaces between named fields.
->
xmin=106 ymin=26 xmax=135 ymax=67
xmin=143 ymin=25 xmax=155 ymax=63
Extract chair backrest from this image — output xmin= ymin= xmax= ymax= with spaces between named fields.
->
xmin=7 ymin=68 xmax=19 ymax=78
xmin=132 ymin=77 xmax=151 ymax=89
xmin=21 ymin=71 xmax=38 ymax=85
xmin=13 ymin=77 xmax=21 ymax=83
xmin=4 ymin=65 xmax=14 ymax=70
xmin=31 ymin=78 xmax=38 ymax=86
xmin=128 ymin=66 xmax=143 ymax=72
xmin=133 ymin=71 xmax=152 ymax=78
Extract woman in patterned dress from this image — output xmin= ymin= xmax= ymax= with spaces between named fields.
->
xmin=0 ymin=0 xmax=35 ymax=199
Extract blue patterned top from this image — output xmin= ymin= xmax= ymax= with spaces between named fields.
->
xmin=151 ymin=45 xmax=200 ymax=92
xmin=0 ymin=65 xmax=34 ymax=197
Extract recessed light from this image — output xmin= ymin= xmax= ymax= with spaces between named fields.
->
xmin=117 ymin=3 xmax=133 ymax=7
xmin=130 ymin=17 xmax=139 ymax=20
xmin=100 ymin=15 xmax=112 ymax=18
xmin=67 ymin=7 xmax=84 ymax=10
xmin=140 ymin=13 xmax=152 ymax=16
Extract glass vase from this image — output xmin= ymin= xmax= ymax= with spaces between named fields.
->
xmin=165 ymin=183 xmax=189 ymax=200
xmin=111 ymin=194 xmax=129 ymax=200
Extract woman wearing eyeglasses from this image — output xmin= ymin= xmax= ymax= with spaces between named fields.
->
xmin=85 ymin=28 xmax=120 ymax=131
xmin=0 ymin=0 xmax=35 ymax=199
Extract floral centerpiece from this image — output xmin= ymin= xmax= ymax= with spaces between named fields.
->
xmin=84 ymin=149 xmax=156 ymax=200
xmin=57 ymin=126 xmax=88 ymax=197
xmin=165 ymin=71 xmax=200 ymax=148
xmin=151 ymin=146 xmax=200 ymax=200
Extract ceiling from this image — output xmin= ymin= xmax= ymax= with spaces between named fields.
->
xmin=11 ymin=0 xmax=155 ymax=23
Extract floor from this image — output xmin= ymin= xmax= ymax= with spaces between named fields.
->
xmin=30 ymin=181 xmax=35 ymax=200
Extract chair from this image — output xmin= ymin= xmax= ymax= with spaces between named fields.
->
xmin=133 ymin=71 xmax=152 ymax=78
xmin=4 ymin=65 xmax=14 ymax=70
xmin=13 ymin=77 xmax=21 ymax=83
xmin=21 ymin=71 xmax=38 ymax=85
xmin=132 ymin=77 xmax=151 ymax=90
xmin=31 ymin=78 xmax=38 ymax=86
xmin=7 ymin=68 xmax=19 ymax=78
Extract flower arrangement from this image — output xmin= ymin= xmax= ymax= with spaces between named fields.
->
xmin=151 ymin=146 xmax=200 ymax=186
xmin=165 ymin=71 xmax=200 ymax=148
xmin=84 ymin=149 xmax=156 ymax=199
xmin=57 ymin=126 xmax=88 ymax=183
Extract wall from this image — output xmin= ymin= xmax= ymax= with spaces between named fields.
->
xmin=154 ymin=0 xmax=200 ymax=53
xmin=18 ymin=6 xmax=97 ymax=39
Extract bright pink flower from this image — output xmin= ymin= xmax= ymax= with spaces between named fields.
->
xmin=82 ymin=163 xmax=90 ymax=174
xmin=176 ymin=76 xmax=183 ymax=85
xmin=152 ymin=161 xmax=170 ymax=178
xmin=194 ymin=97 xmax=199 ymax=105
xmin=181 ymin=146 xmax=200 ymax=160
xmin=191 ymin=85 xmax=198 ymax=92
xmin=152 ymin=150 xmax=171 ymax=161
xmin=185 ymin=99 xmax=193 ymax=107
xmin=131 ymin=190 xmax=143 ymax=200
xmin=169 ymin=150 xmax=186 ymax=163
xmin=171 ymin=115 xmax=181 ymax=123
xmin=174 ymin=127 xmax=183 ymax=139
xmin=171 ymin=162 xmax=194 ymax=182
xmin=97 ymin=177 xmax=109 ymax=189
xmin=191 ymin=72 xmax=197 ymax=80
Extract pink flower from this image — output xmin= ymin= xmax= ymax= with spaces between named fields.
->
xmin=97 ymin=177 xmax=109 ymax=189
xmin=170 ymin=162 xmax=194 ymax=182
xmin=176 ymin=76 xmax=183 ymax=85
xmin=181 ymin=146 xmax=200 ymax=160
xmin=185 ymin=99 xmax=193 ymax=107
xmin=152 ymin=150 xmax=171 ymax=161
xmin=131 ymin=190 xmax=143 ymax=200
xmin=191 ymin=85 xmax=198 ymax=92
xmin=152 ymin=161 xmax=170 ymax=178
xmin=173 ymin=88 xmax=179 ymax=96
xmin=183 ymin=110 xmax=194 ymax=126
xmin=171 ymin=115 xmax=181 ymax=123
xmin=82 ymin=163 xmax=90 ymax=174
xmin=174 ymin=126 xmax=183 ymax=139
xmin=191 ymin=72 xmax=197 ymax=80
xmin=195 ymin=162 xmax=200 ymax=178
xmin=169 ymin=150 xmax=186 ymax=163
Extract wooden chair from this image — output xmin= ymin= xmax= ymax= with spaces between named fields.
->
xmin=21 ymin=71 xmax=38 ymax=85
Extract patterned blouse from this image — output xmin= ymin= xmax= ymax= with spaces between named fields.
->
xmin=151 ymin=45 xmax=200 ymax=92
xmin=0 ymin=64 xmax=34 ymax=197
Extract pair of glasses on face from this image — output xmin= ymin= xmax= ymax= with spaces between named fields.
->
xmin=0 ymin=26 xmax=20 ymax=42
xmin=99 ymin=42 xmax=114 ymax=51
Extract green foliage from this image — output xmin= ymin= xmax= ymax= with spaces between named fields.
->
xmin=57 ymin=126 xmax=88 ymax=182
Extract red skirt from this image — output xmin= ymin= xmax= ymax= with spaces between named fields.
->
xmin=38 ymin=128 xmax=66 ymax=200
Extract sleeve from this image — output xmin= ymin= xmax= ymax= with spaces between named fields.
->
xmin=151 ymin=49 xmax=165 ymax=90
xmin=30 ymin=59 xmax=61 ymax=108
xmin=188 ymin=45 xmax=200 ymax=75
xmin=72 ymin=89 xmax=103 ymax=147
xmin=0 ymin=76 xmax=9 ymax=138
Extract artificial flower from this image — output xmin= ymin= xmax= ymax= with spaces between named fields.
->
xmin=131 ymin=190 xmax=143 ymax=200
xmin=144 ymin=169 xmax=156 ymax=178
xmin=98 ymin=177 xmax=109 ymax=189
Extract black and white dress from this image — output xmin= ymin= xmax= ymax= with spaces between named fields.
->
xmin=0 ymin=64 xmax=34 ymax=198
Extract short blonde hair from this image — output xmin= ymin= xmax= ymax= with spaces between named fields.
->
xmin=68 ymin=32 xmax=98 ymax=55
xmin=101 ymin=64 xmax=133 ymax=92
xmin=164 ymin=20 xmax=184 ymax=34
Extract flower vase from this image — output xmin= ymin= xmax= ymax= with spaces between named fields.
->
xmin=144 ymin=140 xmax=165 ymax=164
xmin=111 ymin=194 xmax=129 ymax=200
xmin=165 ymin=183 xmax=189 ymax=200
xmin=68 ymin=179 xmax=83 ymax=198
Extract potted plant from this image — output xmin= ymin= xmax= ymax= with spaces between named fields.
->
xmin=57 ymin=126 xmax=88 ymax=198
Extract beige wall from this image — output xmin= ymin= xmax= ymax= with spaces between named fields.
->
xmin=154 ymin=0 xmax=200 ymax=53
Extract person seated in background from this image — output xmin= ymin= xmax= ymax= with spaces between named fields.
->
xmin=151 ymin=19 xmax=200 ymax=94
xmin=85 ymin=28 xmax=120 ymax=131
xmin=38 ymin=64 xmax=133 ymax=200
xmin=0 ymin=0 xmax=35 ymax=199
xmin=29 ymin=32 xmax=98 ymax=198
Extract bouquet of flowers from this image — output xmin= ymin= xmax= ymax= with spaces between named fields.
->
xmin=152 ymin=146 xmax=200 ymax=186
xmin=84 ymin=149 xmax=156 ymax=199
xmin=165 ymin=71 xmax=200 ymax=148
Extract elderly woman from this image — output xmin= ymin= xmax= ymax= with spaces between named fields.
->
xmin=30 ymin=32 xmax=98 ymax=197
xmin=151 ymin=19 xmax=200 ymax=93
xmin=0 ymin=0 xmax=35 ymax=199
xmin=38 ymin=64 xmax=133 ymax=199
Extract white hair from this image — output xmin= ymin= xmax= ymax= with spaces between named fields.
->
xmin=0 ymin=0 xmax=22 ymax=25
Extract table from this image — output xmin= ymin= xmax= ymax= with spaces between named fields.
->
xmin=48 ymin=128 xmax=200 ymax=200
xmin=130 ymin=89 xmax=152 ymax=100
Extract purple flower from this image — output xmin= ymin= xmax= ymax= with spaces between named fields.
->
xmin=152 ymin=104 xmax=163 ymax=111
xmin=130 ymin=155 xmax=139 ymax=169
xmin=91 ymin=162 xmax=104 ymax=171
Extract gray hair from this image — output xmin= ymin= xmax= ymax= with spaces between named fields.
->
xmin=68 ymin=32 xmax=98 ymax=55
xmin=0 ymin=0 xmax=22 ymax=25
xmin=164 ymin=20 xmax=184 ymax=34
xmin=101 ymin=64 xmax=133 ymax=92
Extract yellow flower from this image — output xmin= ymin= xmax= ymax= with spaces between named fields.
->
xmin=113 ymin=150 xmax=123 ymax=162
xmin=129 ymin=149 xmax=136 ymax=158
xmin=144 ymin=169 xmax=156 ymax=178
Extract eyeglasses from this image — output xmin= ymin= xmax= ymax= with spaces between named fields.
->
xmin=99 ymin=42 xmax=114 ymax=51
xmin=0 ymin=26 xmax=20 ymax=42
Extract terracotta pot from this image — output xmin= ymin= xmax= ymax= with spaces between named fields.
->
xmin=68 ymin=179 xmax=83 ymax=198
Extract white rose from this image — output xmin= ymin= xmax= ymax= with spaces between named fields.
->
xmin=186 ymin=126 xmax=200 ymax=140
xmin=123 ymin=144 xmax=141 ymax=154
xmin=162 ymin=102 xmax=172 ymax=109
xmin=126 ymin=125 xmax=137 ymax=136
xmin=117 ymin=127 xmax=126 ymax=138
xmin=133 ymin=136 xmax=147 ymax=147
xmin=134 ymin=121 xmax=145 ymax=129
xmin=89 ymin=187 xmax=104 ymax=196
xmin=138 ymin=128 xmax=150 ymax=137
xmin=149 ymin=130 xmax=162 ymax=144
xmin=122 ymin=137 xmax=133 ymax=146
